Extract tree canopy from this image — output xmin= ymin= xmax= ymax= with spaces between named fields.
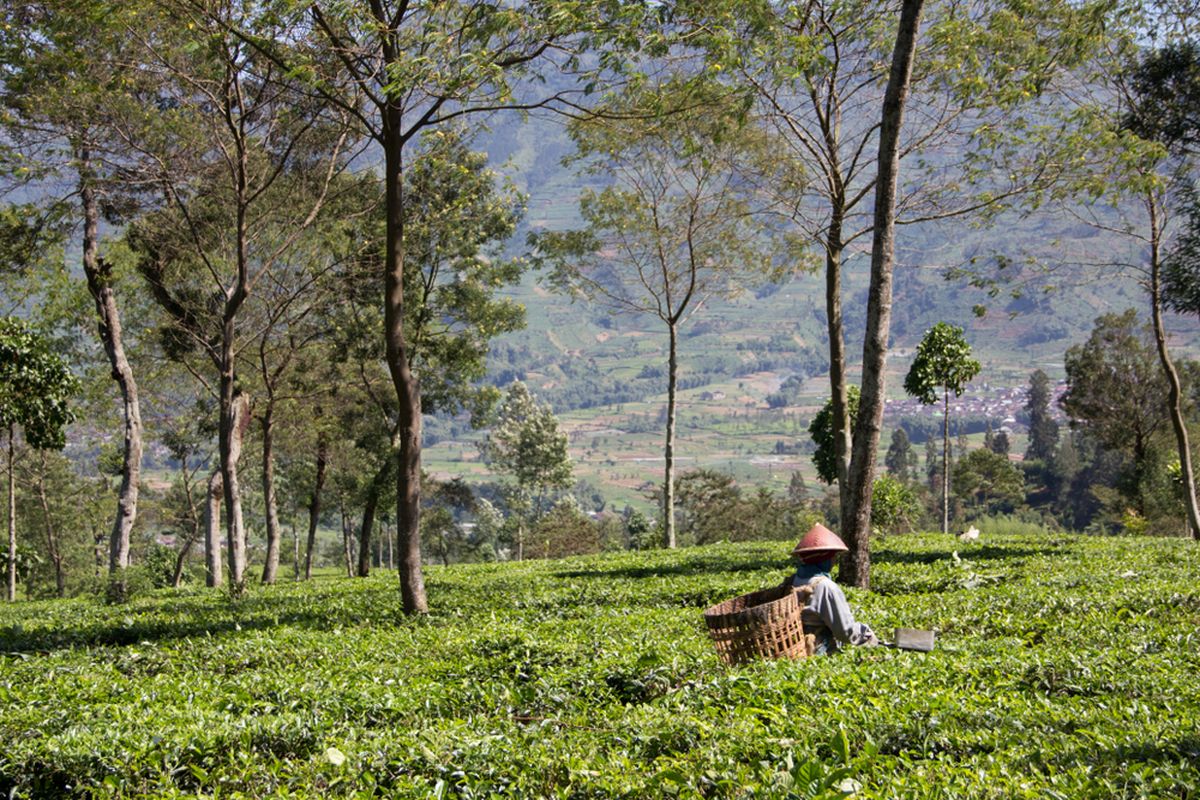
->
xmin=903 ymin=323 xmax=982 ymax=406
xmin=0 ymin=317 xmax=77 ymax=450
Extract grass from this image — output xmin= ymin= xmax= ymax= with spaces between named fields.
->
xmin=2 ymin=532 xmax=1198 ymax=798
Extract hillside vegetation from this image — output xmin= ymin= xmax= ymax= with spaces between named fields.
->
xmin=2 ymin=532 xmax=1197 ymax=798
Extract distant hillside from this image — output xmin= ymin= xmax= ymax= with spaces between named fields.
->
xmin=483 ymin=112 xmax=1196 ymax=383
xmin=419 ymin=115 xmax=1200 ymax=506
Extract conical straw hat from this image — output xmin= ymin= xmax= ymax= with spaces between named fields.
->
xmin=790 ymin=523 xmax=848 ymax=562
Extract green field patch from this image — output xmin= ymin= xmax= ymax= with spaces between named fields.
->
xmin=2 ymin=533 xmax=1198 ymax=798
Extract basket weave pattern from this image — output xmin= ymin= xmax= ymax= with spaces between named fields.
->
xmin=703 ymin=584 xmax=813 ymax=666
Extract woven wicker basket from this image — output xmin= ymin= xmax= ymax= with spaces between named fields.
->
xmin=703 ymin=584 xmax=814 ymax=666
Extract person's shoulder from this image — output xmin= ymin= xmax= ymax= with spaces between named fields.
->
xmin=810 ymin=577 xmax=846 ymax=599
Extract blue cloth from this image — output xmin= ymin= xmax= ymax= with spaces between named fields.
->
xmin=791 ymin=559 xmax=833 ymax=584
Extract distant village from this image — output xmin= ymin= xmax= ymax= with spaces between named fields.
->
xmin=882 ymin=380 xmax=1069 ymax=434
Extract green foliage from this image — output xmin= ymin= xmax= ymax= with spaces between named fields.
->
xmin=1123 ymin=41 xmax=1200 ymax=156
xmin=15 ymin=449 xmax=108 ymax=599
xmin=973 ymin=514 xmax=1059 ymax=537
xmin=809 ymin=386 xmax=860 ymax=485
xmin=0 ymin=546 xmax=41 ymax=589
xmin=672 ymin=469 xmax=743 ymax=545
xmin=0 ymin=203 xmax=68 ymax=279
xmin=1061 ymin=310 xmax=1167 ymax=492
xmin=483 ymin=382 xmax=573 ymax=498
xmin=529 ymin=497 xmax=600 ymax=560
xmin=135 ymin=545 xmax=179 ymax=592
xmin=903 ymin=323 xmax=981 ymax=407
xmin=672 ymin=469 xmax=819 ymax=546
xmin=884 ymin=428 xmax=918 ymax=484
xmin=400 ymin=128 xmax=527 ymax=418
xmin=1024 ymin=369 xmax=1059 ymax=462
xmin=0 ymin=316 xmax=78 ymax=449
xmin=869 ymin=474 xmax=921 ymax=536
xmin=0 ymin=534 xmax=1197 ymax=797
xmin=624 ymin=508 xmax=656 ymax=551
xmin=536 ymin=83 xmax=794 ymax=326
xmin=765 ymin=374 xmax=805 ymax=410
xmin=1162 ymin=182 xmax=1200 ymax=319
xmin=952 ymin=449 xmax=1026 ymax=519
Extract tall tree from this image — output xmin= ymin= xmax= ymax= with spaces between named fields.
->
xmin=903 ymin=322 xmax=981 ymax=535
xmin=953 ymin=448 xmax=1024 ymax=518
xmin=245 ymin=182 xmax=373 ymax=584
xmin=1024 ymin=369 xmax=1060 ymax=463
xmin=0 ymin=317 xmax=78 ymax=601
xmin=482 ymin=381 xmax=573 ymax=561
xmin=1125 ymin=39 xmax=1200 ymax=539
xmin=0 ymin=0 xmax=154 ymax=590
xmin=234 ymin=0 xmax=657 ymax=612
xmin=328 ymin=128 xmax=527 ymax=576
xmin=1061 ymin=309 xmax=1169 ymax=518
xmin=128 ymin=1 xmax=354 ymax=589
xmin=885 ymin=427 xmax=919 ymax=484
xmin=538 ymin=90 xmax=793 ymax=549
xmin=1058 ymin=31 xmax=1200 ymax=537
xmin=839 ymin=0 xmax=925 ymax=587
xmin=680 ymin=0 xmax=1112 ymax=541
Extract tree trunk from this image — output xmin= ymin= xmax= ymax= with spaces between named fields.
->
xmin=36 ymin=453 xmax=64 ymax=598
xmin=824 ymin=216 xmax=854 ymax=528
xmin=260 ymin=406 xmax=283 ymax=584
xmin=942 ymin=387 xmax=950 ymax=535
xmin=382 ymin=126 xmax=428 ymax=613
xmin=217 ymin=373 xmax=249 ymax=589
xmin=304 ymin=434 xmax=328 ymax=580
xmin=842 ymin=0 xmax=926 ymax=589
xmin=6 ymin=425 xmax=15 ymax=602
xmin=386 ymin=518 xmax=394 ymax=570
xmin=341 ymin=504 xmax=354 ymax=578
xmin=171 ymin=534 xmax=197 ymax=589
xmin=220 ymin=125 xmax=251 ymax=590
xmin=79 ymin=159 xmax=142 ymax=587
xmin=663 ymin=321 xmax=679 ymax=548
xmin=171 ymin=465 xmax=201 ymax=589
xmin=291 ymin=520 xmax=300 ymax=580
xmin=357 ymin=462 xmax=387 ymax=577
xmin=204 ymin=469 xmax=224 ymax=588
xmin=1148 ymin=195 xmax=1200 ymax=539
xmin=92 ymin=519 xmax=105 ymax=581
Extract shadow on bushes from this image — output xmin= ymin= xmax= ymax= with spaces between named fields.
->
xmin=0 ymin=586 xmax=408 ymax=654
xmin=871 ymin=545 xmax=1064 ymax=566
xmin=554 ymin=553 xmax=780 ymax=581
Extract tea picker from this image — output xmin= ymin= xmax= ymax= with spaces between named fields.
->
xmin=782 ymin=524 xmax=881 ymax=654
xmin=703 ymin=524 xmax=934 ymax=665
xmin=785 ymin=524 xmax=937 ymax=653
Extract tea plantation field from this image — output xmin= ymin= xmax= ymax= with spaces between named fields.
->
xmin=2 ymin=533 xmax=1198 ymax=799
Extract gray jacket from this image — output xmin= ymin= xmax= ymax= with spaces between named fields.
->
xmin=790 ymin=575 xmax=876 ymax=653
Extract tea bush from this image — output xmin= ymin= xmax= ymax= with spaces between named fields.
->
xmin=1 ymin=533 xmax=1197 ymax=798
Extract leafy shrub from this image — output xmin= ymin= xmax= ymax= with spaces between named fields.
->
xmin=974 ymin=513 xmax=1058 ymax=537
xmin=140 ymin=544 xmax=180 ymax=589
xmin=1 ymin=534 xmax=1197 ymax=798
xmin=870 ymin=475 xmax=921 ymax=536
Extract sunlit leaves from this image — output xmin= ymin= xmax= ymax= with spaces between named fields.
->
xmin=903 ymin=322 xmax=981 ymax=406
xmin=0 ymin=533 xmax=1197 ymax=796
xmin=0 ymin=316 xmax=78 ymax=449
